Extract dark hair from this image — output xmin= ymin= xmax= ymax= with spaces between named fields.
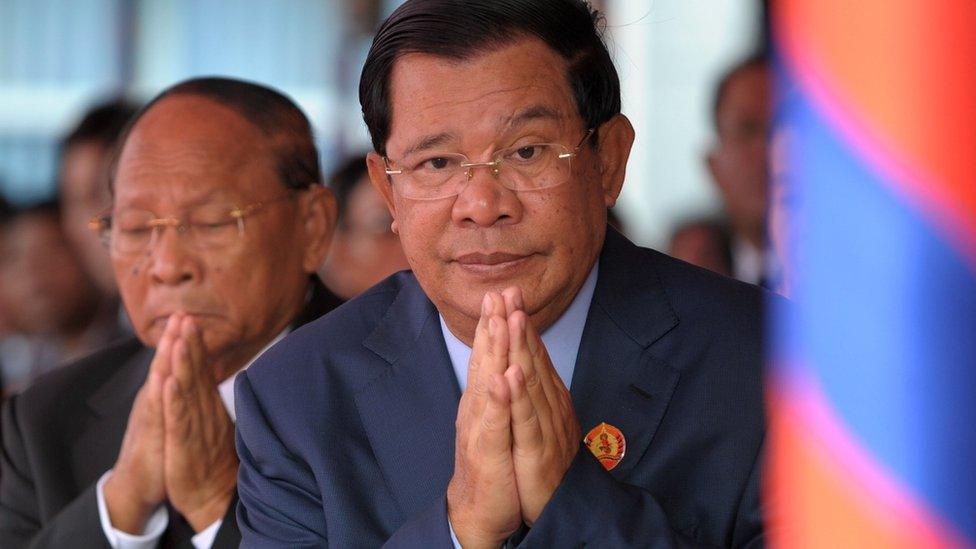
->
xmin=63 ymin=99 xmax=140 ymax=151
xmin=711 ymin=54 xmax=769 ymax=132
xmin=359 ymin=0 xmax=620 ymax=155
xmin=0 ymin=194 xmax=12 ymax=227
xmin=327 ymin=155 xmax=370 ymax=222
xmin=1 ymin=200 xmax=62 ymax=231
xmin=112 ymin=77 xmax=322 ymax=192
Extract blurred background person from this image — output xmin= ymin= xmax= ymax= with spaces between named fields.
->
xmin=0 ymin=201 xmax=105 ymax=395
xmin=318 ymin=155 xmax=409 ymax=299
xmin=668 ymin=217 xmax=733 ymax=277
xmin=705 ymin=54 xmax=774 ymax=287
xmin=0 ymin=194 xmax=10 ymax=305
xmin=59 ymin=99 xmax=139 ymax=306
xmin=0 ymin=195 xmax=14 ymax=374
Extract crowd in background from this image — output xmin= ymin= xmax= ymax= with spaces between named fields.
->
xmin=0 ymin=52 xmax=778 ymax=399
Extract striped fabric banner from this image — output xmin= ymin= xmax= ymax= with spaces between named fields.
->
xmin=767 ymin=1 xmax=976 ymax=547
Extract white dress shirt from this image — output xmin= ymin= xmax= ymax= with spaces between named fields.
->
xmin=94 ymin=331 xmax=287 ymax=549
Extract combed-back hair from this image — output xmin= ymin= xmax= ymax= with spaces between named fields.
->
xmin=112 ymin=77 xmax=322 ymax=192
xmin=359 ymin=0 xmax=620 ymax=155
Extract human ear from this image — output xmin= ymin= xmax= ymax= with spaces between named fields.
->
xmin=366 ymin=152 xmax=398 ymax=232
xmin=298 ymin=185 xmax=337 ymax=273
xmin=595 ymin=114 xmax=635 ymax=208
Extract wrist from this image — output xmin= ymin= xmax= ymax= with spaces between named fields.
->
xmin=103 ymin=473 xmax=158 ymax=534
xmin=451 ymin=526 xmax=506 ymax=549
xmin=447 ymin=503 xmax=508 ymax=549
xmin=180 ymin=489 xmax=233 ymax=532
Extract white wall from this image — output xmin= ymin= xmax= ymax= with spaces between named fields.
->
xmin=607 ymin=0 xmax=760 ymax=248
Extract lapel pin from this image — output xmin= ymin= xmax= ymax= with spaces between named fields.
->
xmin=584 ymin=422 xmax=626 ymax=471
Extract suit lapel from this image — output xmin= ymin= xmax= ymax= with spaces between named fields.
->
xmin=571 ymin=229 xmax=681 ymax=479
xmin=356 ymin=276 xmax=461 ymax=519
xmin=74 ymin=343 xmax=154 ymax=485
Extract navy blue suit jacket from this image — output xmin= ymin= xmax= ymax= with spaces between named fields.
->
xmin=235 ymin=230 xmax=766 ymax=547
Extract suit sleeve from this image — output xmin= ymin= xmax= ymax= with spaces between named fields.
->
xmin=236 ymin=370 xmax=456 ymax=549
xmin=380 ymin=495 xmax=454 ymax=548
xmin=0 ymin=395 xmax=112 ymax=549
xmin=519 ymin=445 xmax=764 ymax=548
xmin=235 ymin=370 xmax=329 ymax=548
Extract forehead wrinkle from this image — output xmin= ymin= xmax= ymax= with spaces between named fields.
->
xmin=401 ymin=132 xmax=457 ymax=158
xmin=499 ymin=104 xmax=566 ymax=132
xmin=388 ymin=43 xmax=577 ymax=155
xmin=121 ymin=94 xmax=273 ymax=173
xmin=115 ymin=137 xmax=271 ymax=207
xmin=393 ymin=89 xmax=569 ymax=155
xmin=408 ymin=82 xmax=558 ymax=114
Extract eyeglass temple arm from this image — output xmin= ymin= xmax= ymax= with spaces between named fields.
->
xmin=575 ymin=128 xmax=596 ymax=150
xmin=146 ymin=217 xmax=181 ymax=228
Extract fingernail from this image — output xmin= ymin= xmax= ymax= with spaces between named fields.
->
xmin=482 ymin=293 xmax=491 ymax=316
xmin=514 ymin=290 xmax=523 ymax=310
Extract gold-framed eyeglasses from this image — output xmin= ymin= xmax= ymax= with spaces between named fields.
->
xmin=89 ymin=193 xmax=297 ymax=255
xmin=384 ymin=128 xmax=595 ymax=200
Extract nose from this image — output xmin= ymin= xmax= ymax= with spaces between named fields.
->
xmin=147 ymin=226 xmax=199 ymax=286
xmin=450 ymin=166 xmax=523 ymax=228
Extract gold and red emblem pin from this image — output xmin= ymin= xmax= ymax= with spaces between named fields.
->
xmin=583 ymin=422 xmax=625 ymax=471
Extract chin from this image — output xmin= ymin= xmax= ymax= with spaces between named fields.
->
xmin=138 ymin=321 xmax=165 ymax=349
xmin=198 ymin=323 xmax=240 ymax=355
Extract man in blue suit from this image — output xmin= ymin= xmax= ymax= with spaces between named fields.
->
xmin=236 ymin=1 xmax=767 ymax=546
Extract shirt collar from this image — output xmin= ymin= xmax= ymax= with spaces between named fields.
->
xmin=733 ymin=236 xmax=765 ymax=284
xmin=217 ymin=329 xmax=289 ymax=422
xmin=439 ymin=263 xmax=599 ymax=391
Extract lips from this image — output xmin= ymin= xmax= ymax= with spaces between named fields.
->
xmin=455 ymin=252 xmax=530 ymax=266
xmin=453 ymin=251 xmax=534 ymax=278
xmin=150 ymin=311 xmax=220 ymax=327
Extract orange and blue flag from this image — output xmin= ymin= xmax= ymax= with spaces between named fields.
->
xmin=767 ymin=1 xmax=976 ymax=547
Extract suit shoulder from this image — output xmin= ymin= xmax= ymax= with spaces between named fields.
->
xmin=638 ymin=248 xmax=770 ymax=378
xmin=647 ymin=247 xmax=766 ymax=325
xmin=285 ymin=275 xmax=402 ymax=352
xmin=7 ymin=337 xmax=144 ymax=422
xmin=244 ymin=273 xmax=407 ymax=383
